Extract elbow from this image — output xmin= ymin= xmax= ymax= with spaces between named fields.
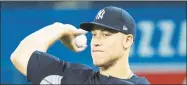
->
xmin=10 ymin=53 xmax=17 ymax=65
xmin=10 ymin=50 xmax=21 ymax=66
xmin=10 ymin=53 xmax=27 ymax=76
xmin=10 ymin=39 xmax=27 ymax=64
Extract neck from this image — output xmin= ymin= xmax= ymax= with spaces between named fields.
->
xmin=99 ymin=52 xmax=133 ymax=79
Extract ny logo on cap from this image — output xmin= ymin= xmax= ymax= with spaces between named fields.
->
xmin=96 ymin=9 xmax=105 ymax=20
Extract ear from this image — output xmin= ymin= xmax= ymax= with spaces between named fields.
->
xmin=123 ymin=34 xmax=133 ymax=50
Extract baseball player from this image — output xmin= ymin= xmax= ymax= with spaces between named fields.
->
xmin=10 ymin=6 xmax=150 ymax=84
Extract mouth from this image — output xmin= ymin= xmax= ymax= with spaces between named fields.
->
xmin=92 ymin=50 xmax=104 ymax=52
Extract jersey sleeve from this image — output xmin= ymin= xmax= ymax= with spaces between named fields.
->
xmin=27 ymin=50 xmax=70 ymax=84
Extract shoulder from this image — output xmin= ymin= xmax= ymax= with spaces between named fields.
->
xmin=27 ymin=50 xmax=95 ymax=84
xmin=130 ymin=75 xmax=150 ymax=84
xmin=61 ymin=63 xmax=96 ymax=84
xmin=67 ymin=63 xmax=95 ymax=77
xmin=69 ymin=63 xmax=93 ymax=70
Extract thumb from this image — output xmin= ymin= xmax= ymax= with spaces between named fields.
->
xmin=74 ymin=29 xmax=88 ymax=36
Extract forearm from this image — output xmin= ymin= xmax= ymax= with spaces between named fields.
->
xmin=26 ymin=23 xmax=65 ymax=48
xmin=10 ymin=22 xmax=65 ymax=76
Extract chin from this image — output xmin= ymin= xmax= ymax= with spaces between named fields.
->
xmin=94 ymin=63 xmax=105 ymax=67
xmin=93 ymin=60 xmax=102 ymax=66
xmin=93 ymin=60 xmax=110 ymax=67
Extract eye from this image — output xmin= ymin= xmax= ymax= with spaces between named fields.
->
xmin=92 ymin=33 xmax=96 ymax=37
xmin=103 ymin=33 xmax=111 ymax=36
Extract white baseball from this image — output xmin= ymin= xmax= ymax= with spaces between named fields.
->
xmin=75 ymin=34 xmax=87 ymax=48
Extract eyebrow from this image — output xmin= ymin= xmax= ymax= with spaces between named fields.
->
xmin=101 ymin=28 xmax=119 ymax=33
xmin=92 ymin=27 xmax=119 ymax=33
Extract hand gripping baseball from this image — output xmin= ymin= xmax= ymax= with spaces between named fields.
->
xmin=60 ymin=24 xmax=88 ymax=52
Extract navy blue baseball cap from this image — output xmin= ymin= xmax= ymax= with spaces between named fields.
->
xmin=80 ymin=6 xmax=136 ymax=38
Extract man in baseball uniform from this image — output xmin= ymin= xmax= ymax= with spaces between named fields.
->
xmin=11 ymin=6 xmax=150 ymax=84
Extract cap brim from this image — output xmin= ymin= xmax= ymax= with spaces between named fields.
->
xmin=79 ymin=22 xmax=95 ymax=31
xmin=80 ymin=22 xmax=118 ymax=32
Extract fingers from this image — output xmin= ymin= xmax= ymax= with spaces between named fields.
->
xmin=60 ymin=32 xmax=87 ymax=52
xmin=72 ymin=44 xmax=87 ymax=52
xmin=74 ymin=29 xmax=88 ymax=36
xmin=52 ymin=22 xmax=65 ymax=29
xmin=59 ymin=23 xmax=88 ymax=52
xmin=76 ymin=45 xmax=87 ymax=52
xmin=72 ymin=29 xmax=88 ymax=52
xmin=62 ymin=24 xmax=87 ymax=37
xmin=62 ymin=23 xmax=88 ymax=35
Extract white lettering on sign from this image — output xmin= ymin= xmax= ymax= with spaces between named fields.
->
xmin=158 ymin=20 xmax=175 ymax=57
xmin=137 ymin=21 xmax=155 ymax=57
xmin=129 ymin=20 xmax=186 ymax=58
xmin=178 ymin=20 xmax=186 ymax=56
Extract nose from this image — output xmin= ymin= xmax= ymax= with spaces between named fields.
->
xmin=92 ymin=39 xmax=102 ymax=47
xmin=94 ymin=42 xmax=101 ymax=47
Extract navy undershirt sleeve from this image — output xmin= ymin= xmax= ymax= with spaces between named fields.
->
xmin=27 ymin=51 xmax=69 ymax=84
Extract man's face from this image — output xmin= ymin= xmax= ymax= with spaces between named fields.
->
xmin=91 ymin=26 xmax=125 ymax=67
